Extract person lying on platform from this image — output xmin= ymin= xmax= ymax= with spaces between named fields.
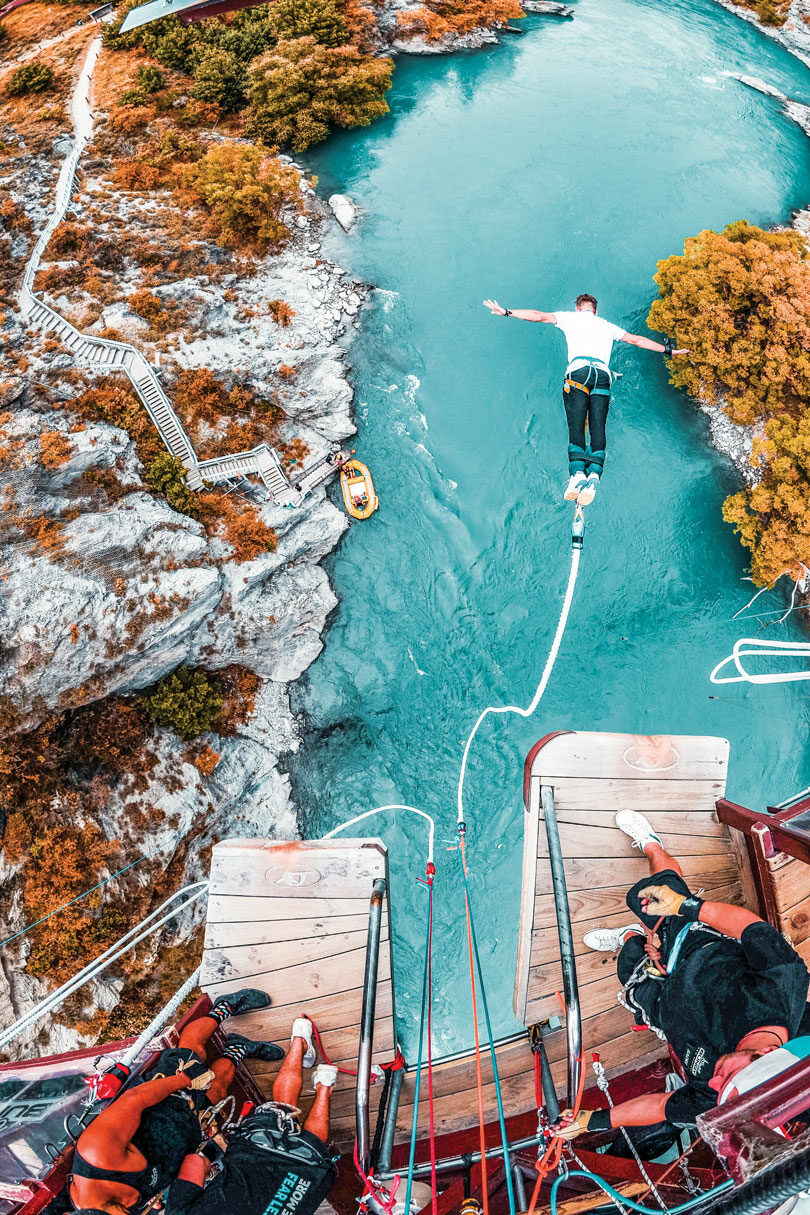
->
xmin=553 ymin=810 xmax=810 ymax=1141
xmin=482 ymin=294 xmax=688 ymax=506
xmin=69 ymin=988 xmax=284 ymax=1215
xmin=162 ymin=1016 xmax=339 ymax=1215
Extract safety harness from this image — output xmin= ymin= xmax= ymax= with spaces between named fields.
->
xmin=563 ymin=356 xmax=619 ymax=397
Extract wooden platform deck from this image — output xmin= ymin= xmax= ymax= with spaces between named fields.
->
xmin=199 ymin=838 xmax=396 ymax=1150
xmin=514 ymin=731 xmax=743 ymax=1078
xmin=198 ymin=733 xmax=757 ymax=1152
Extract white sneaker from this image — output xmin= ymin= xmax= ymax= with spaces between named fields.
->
xmin=312 ymin=1063 xmax=338 ymax=1091
xmin=583 ymin=923 xmax=644 ymax=952
xmin=577 ymin=472 xmax=600 ymax=506
xmin=564 ymin=473 xmax=587 ymax=501
xmin=615 ymin=809 xmax=662 ymax=851
xmin=291 ymin=1016 xmax=316 ymax=1068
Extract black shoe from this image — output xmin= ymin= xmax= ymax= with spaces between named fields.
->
xmin=212 ymin=988 xmax=272 ymax=1019
xmin=223 ymin=1033 xmax=284 ymax=1062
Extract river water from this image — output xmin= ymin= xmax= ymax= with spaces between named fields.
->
xmin=292 ymin=0 xmax=810 ymax=1056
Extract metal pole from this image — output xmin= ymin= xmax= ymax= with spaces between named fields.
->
xmin=512 ymin=1164 xmax=528 ymax=1211
xmin=376 ymin=1064 xmax=404 ymax=1174
xmin=541 ymin=784 xmax=582 ymax=1109
xmin=356 ymin=877 xmax=387 ymax=1176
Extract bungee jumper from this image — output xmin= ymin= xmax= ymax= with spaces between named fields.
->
xmin=482 ymin=294 xmax=688 ymax=505
xmin=69 ymin=987 xmax=283 ymax=1215
xmin=162 ymin=1016 xmax=339 ymax=1215
xmin=552 ymin=810 xmax=810 ymax=1142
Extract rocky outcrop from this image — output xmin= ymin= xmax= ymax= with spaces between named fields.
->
xmin=329 ymin=194 xmax=360 ymax=232
xmin=711 ymin=0 xmax=810 ymax=66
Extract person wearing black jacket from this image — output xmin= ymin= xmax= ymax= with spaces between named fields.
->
xmin=555 ymin=810 xmax=810 ymax=1140
xmin=165 ymin=1017 xmax=338 ymax=1215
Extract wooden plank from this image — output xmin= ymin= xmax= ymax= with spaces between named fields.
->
xmin=537 ymin=855 xmax=738 ymax=893
xmin=206 ymin=895 xmax=374 ymax=924
xmin=241 ymin=1016 xmax=396 ymax=1075
xmin=515 ymin=778 xmax=541 ymax=1022
xmin=768 ymin=854 xmax=810 ymax=916
xmin=527 ymin=947 xmax=632 ymax=992
xmin=536 ymin=822 xmax=729 ymax=859
xmin=202 ymin=928 xmax=388 ymax=978
xmin=553 ymin=785 xmax=725 ymax=816
xmin=781 ymin=899 xmax=810 ymax=947
xmin=533 ymin=1181 xmax=648 ymax=1215
xmin=205 ymin=912 xmax=374 ymax=948
xmin=202 ymin=942 xmax=391 ymax=995
xmin=525 ymin=973 xmax=623 ymax=1024
xmin=532 ymin=911 xmax=652 ymax=965
xmin=207 ymin=839 xmax=387 ymax=899
xmin=529 ymin=733 xmax=729 ymax=783
xmin=533 ymin=880 xmax=742 ymax=929
xmin=201 ymin=977 xmax=394 ymax=1026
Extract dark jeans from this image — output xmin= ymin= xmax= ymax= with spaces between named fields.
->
xmin=563 ymin=366 xmax=611 ymax=475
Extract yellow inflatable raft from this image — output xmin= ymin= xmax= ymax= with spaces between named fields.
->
xmin=340 ymin=458 xmax=379 ymax=520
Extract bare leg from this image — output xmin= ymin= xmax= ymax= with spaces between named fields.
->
xmin=303 ymin=1083 xmax=332 ymax=1143
xmin=179 ymin=1015 xmax=219 ymax=1061
xmin=644 ymin=841 xmax=683 ymax=879
xmin=273 ymin=1037 xmax=305 ymax=1107
xmin=207 ymin=1058 xmax=236 ymax=1105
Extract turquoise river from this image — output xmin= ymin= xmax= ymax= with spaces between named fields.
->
xmin=291 ymin=0 xmax=810 ymax=1056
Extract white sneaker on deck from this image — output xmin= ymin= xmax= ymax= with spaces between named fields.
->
xmin=312 ymin=1064 xmax=338 ymax=1091
xmin=615 ymin=809 xmax=662 ymax=851
xmin=583 ymin=924 xmax=644 ymax=952
xmin=577 ymin=472 xmax=600 ymax=506
xmin=291 ymin=1016 xmax=317 ymax=1068
xmin=564 ymin=473 xmax=587 ymax=501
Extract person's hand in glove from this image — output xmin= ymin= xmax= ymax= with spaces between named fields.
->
xmin=552 ymin=1108 xmax=595 ymax=1140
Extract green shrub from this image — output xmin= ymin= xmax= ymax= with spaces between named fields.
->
xmin=145 ymin=452 xmax=197 ymax=517
xmin=192 ymin=49 xmax=247 ymax=114
xmin=7 ymin=63 xmax=54 ymax=96
xmin=268 ymin=0 xmax=348 ymax=47
xmin=120 ymin=87 xmax=148 ymax=107
xmin=246 ymin=37 xmax=392 ymax=152
xmin=143 ymin=667 xmax=225 ymax=740
xmin=137 ymin=63 xmax=165 ymax=92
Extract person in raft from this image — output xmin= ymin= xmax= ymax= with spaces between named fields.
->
xmin=553 ymin=810 xmax=810 ymax=1140
xmin=162 ymin=1016 xmax=339 ymax=1215
xmin=482 ymin=294 xmax=688 ymax=506
xmin=69 ymin=988 xmax=284 ymax=1215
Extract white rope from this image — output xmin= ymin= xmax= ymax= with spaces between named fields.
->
xmin=323 ymin=806 xmax=435 ymax=866
xmin=457 ymin=543 xmax=581 ymax=825
xmin=710 ymin=638 xmax=810 ymax=685
xmin=0 ymin=882 xmax=208 ymax=1052
xmin=120 ymin=964 xmax=203 ymax=1069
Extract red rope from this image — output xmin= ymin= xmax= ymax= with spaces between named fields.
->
xmin=460 ymin=832 xmax=490 ymax=1215
xmin=425 ymin=865 xmax=438 ymax=1215
xmin=353 ymin=1141 xmax=401 ymax=1214
xmin=310 ymin=1020 xmax=405 ymax=1080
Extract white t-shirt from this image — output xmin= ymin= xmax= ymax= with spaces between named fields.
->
xmin=554 ymin=311 xmax=627 ymax=373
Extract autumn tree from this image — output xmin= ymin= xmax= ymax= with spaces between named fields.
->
xmin=649 ymin=220 xmax=810 ymax=585
xmin=246 ymin=37 xmax=392 ymax=152
xmin=181 ymin=141 xmax=302 ymax=251
xmin=268 ymin=0 xmax=349 ymax=47
xmin=143 ymin=666 xmax=225 ymax=739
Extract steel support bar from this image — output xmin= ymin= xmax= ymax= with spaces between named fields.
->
xmin=356 ymin=877 xmax=387 ymax=1176
xmin=376 ymin=1064 xmax=404 ymax=1175
xmin=541 ymin=784 xmax=582 ymax=1109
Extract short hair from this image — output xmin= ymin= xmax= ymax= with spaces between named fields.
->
xmin=575 ymin=294 xmax=598 ymax=312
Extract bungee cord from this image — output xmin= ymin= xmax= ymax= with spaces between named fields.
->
xmin=710 ymin=638 xmax=810 ymax=685
xmin=457 ymin=524 xmax=583 ymax=827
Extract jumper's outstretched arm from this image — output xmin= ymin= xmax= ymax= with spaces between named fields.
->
xmin=483 ymin=299 xmax=556 ymax=323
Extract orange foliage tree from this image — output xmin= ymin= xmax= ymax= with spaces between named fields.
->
xmin=649 ymin=220 xmax=810 ymax=586
xmin=396 ymin=0 xmax=523 ymax=40
xmin=39 ymin=431 xmax=72 ymax=469
xmin=180 ymin=141 xmax=303 ymax=252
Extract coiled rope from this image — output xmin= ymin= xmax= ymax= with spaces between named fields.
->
xmin=710 ymin=638 xmax=810 ymax=685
